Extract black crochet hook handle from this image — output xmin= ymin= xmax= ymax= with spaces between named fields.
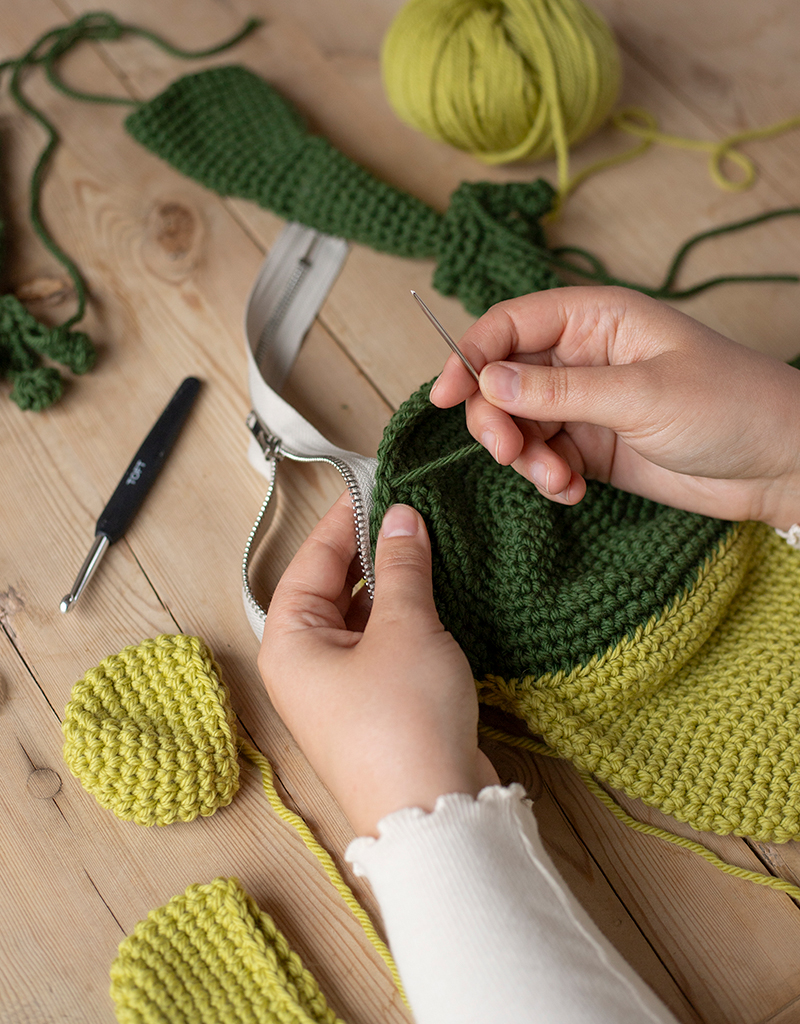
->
xmin=96 ymin=376 xmax=201 ymax=543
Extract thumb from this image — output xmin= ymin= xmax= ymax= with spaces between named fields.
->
xmin=479 ymin=360 xmax=647 ymax=433
xmin=368 ymin=504 xmax=440 ymax=631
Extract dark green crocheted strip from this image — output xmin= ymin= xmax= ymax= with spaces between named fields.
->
xmin=370 ymin=380 xmax=735 ymax=681
xmin=125 ymin=66 xmax=442 ymax=260
xmin=125 ymin=65 xmax=563 ymax=317
xmin=125 ymin=64 xmax=800 ymax=318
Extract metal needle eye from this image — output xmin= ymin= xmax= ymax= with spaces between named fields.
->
xmin=411 ymin=290 xmax=481 ymax=385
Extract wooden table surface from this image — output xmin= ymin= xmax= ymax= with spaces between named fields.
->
xmin=2 ymin=1 xmax=800 ymax=1022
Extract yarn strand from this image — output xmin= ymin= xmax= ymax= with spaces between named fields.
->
xmin=549 ymin=205 xmax=800 ymax=299
xmin=0 ymin=11 xmax=260 ymax=410
xmin=239 ymin=740 xmax=409 ymax=1007
xmin=479 ymin=723 xmax=800 ymax=902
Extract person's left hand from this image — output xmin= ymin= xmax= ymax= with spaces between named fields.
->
xmin=258 ymin=491 xmax=499 ymax=837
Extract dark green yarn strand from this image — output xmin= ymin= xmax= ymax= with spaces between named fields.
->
xmin=370 ymin=379 xmax=735 ymax=682
xmin=552 ymin=206 xmax=800 ymax=300
xmin=0 ymin=12 xmax=259 ymax=410
xmin=2 ymin=12 xmax=264 ymax=323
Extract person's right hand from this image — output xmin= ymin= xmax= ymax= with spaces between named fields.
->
xmin=430 ymin=286 xmax=800 ymax=530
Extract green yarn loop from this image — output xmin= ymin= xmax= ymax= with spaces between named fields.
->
xmin=0 ymin=13 xmax=260 ymax=410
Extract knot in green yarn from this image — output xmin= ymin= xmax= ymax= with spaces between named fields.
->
xmin=433 ymin=179 xmax=563 ymax=316
xmin=45 ymin=322 xmax=96 ymax=373
xmin=0 ymin=293 xmax=96 ymax=410
xmin=9 ymin=367 xmax=63 ymax=411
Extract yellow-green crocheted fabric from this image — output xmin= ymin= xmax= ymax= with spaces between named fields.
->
xmin=62 ymin=634 xmax=239 ymax=826
xmin=110 ymin=877 xmax=344 ymax=1024
xmin=371 ymin=380 xmax=800 ymax=842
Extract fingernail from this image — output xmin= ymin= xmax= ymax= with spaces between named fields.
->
xmin=531 ymin=461 xmax=549 ymax=491
xmin=382 ymin=504 xmax=419 ymax=538
xmin=429 ymin=377 xmax=440 ymax=401
xmin=481 ymin=430 xmax=499 ymax=460
xmin=482 ymin=363 xmax=519 ymax=402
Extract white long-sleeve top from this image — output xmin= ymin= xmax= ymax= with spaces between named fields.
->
xmin=346 ymin=784 xmax=679 ymax=1024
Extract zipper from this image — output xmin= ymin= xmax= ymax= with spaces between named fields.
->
xmin=247 ymin=411 xmax=376 ymax=598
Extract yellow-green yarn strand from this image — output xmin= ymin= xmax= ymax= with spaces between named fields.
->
xmin=479 ymin=724 xmax=800 ymax=902
xmin=239 ymin=740 xmax=408 ymax=1006
xmin=381 ymin=0 xmax=621 ymax=192
xmin=580 ymin=773 xmax=800 ymax=901
xmin=564 ymin=106 xmax=800 ymax=202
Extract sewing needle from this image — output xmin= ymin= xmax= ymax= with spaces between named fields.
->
xmin=411 ymin=290 xmax=481 ymax=385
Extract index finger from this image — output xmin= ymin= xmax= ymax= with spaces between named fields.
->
xmin=431 ymin=291 xmax=573 ymax=409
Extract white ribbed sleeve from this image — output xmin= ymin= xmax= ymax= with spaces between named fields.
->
xmin=346 ymin=784 xmax=679 ymax=1024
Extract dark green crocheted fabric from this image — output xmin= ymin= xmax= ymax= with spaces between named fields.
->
xmin=125 ymin=65 xmax=562 ymax=317
xmin=370 ymin=380 xmax=734 ymax=681
xmin=0 ymin=196 xmax=95 ymax=411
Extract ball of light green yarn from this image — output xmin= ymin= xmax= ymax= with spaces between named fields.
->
xmin=381 ymin=0 xmax=621 ymax=165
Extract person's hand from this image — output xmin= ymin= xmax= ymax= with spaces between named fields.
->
xmin=430 ymin=286 xmax=800 ymax=530
xmin=258 ymin=491 xmax=499 ymax=837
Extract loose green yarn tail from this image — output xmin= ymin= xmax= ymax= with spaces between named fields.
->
xmin=0 ymin=12 xmax=260 ymax=410
xmin=479 ymin=724 xmax=800 ymax=903
xmin=553 ymin=206 xmax=800 ymax=300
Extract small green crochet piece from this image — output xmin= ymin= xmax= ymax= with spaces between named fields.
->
xmin=0 ymin=205 xmax=95 ymax=411
xmin=63 ymin=634 xmax=240 ymax=826
xmin=111 ymin=878 xmax=344 ymax=1024
xmin=125 ymin=65 xmax=561 ymax=317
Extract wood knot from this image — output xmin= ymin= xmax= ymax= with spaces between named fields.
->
xmin=154 ymin=202 xmax=196 ymax=259
xmin=0 ymin=586 xmax=25 ymax=641
xmin=26 ymin=768 xmax=62 ymax=800
xmin=141 ymin=199 xmax=204 ymax=282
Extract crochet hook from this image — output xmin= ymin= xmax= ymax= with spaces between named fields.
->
xmin=60 ymin=376 xmax=201 ymax=614
xmin=411 ymin=290 xmax=480 ymax=384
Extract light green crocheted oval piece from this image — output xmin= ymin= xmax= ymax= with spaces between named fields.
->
xmin=63 ymin=634 xmax=239 ymax=826
xmin=111 ymin=877 xmax=344 ymax=1024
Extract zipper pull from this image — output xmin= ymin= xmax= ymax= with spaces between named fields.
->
xmin=247 ymin=411 xmax=284 ymax=461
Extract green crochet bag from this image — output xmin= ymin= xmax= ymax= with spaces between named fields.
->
xmin=239 ymin=220 xmax=800 ymax=846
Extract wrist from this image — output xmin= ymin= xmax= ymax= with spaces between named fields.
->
xmin=347 ymin=758 xmax=500 ymax=838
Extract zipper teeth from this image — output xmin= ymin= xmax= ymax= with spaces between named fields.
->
xmin=253 ymin=233 xmax=319 ymax=368
xmin=248 ymin=231 xmax=374 ymax=599
xmin=285 ymin=451 xmax=375 ymax=597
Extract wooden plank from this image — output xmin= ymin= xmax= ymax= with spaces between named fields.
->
xmin=3 ymin=0 xmax=800 ymax=1021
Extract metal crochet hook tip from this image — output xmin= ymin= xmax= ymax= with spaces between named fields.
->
xmin=411 ymin=290 xmax=480 ymax=384
xmin=60 ymin=534 xmax=111 ymax=613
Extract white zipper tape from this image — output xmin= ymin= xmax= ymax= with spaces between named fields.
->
xmin=242 ymin=223 xmax=378 ymax=639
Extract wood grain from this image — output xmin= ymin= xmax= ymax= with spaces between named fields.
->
xmin=1 ymin=0 xmax=799 ymax=1022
